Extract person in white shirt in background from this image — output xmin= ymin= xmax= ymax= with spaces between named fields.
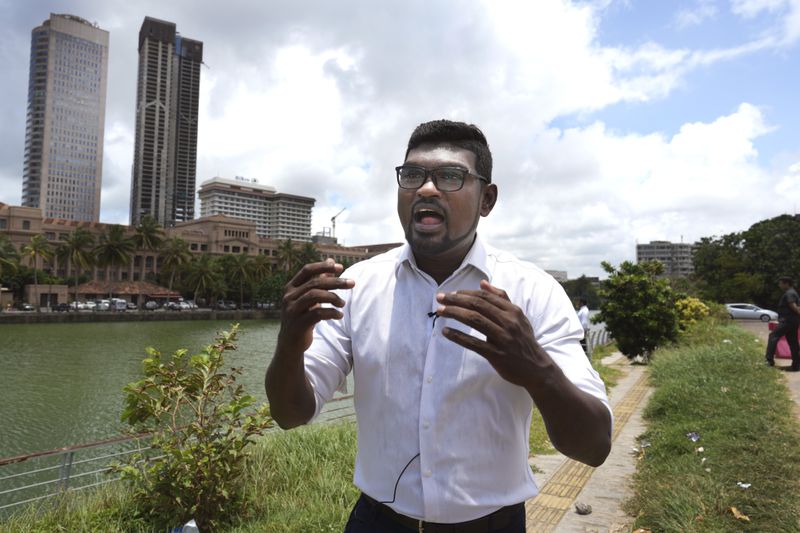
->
xmin=265 ymin=119 xmax=612 ymax=533
xmin=577 ymin=298 xmax=591 ymax=358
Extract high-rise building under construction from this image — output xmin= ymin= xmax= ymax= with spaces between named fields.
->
xmin=130 ymin=17 xmax=202 ymax=227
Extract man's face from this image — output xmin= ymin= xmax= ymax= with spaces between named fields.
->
xmin=397 ymin=143 xmax=496 ymax=263
xmin=779 ymin=281 xmax=790 ymax=291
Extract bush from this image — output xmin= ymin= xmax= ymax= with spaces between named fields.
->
xmin=114 ymin=324 xmax=273 ymax=531
xmin=675 ymin=296 xmax=710 ymax=331
xmin=594 ymin=260 xmax=678 ymax=361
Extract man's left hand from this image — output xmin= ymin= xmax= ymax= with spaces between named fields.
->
xmin=435 ymin=279 xmax=552 ymax=388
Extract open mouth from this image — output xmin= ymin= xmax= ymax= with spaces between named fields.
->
xmin=414 ymin=207 xmax=445 ymax=227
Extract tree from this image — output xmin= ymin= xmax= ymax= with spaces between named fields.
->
xmin=133 ymin=215 xmax=165 ymax=286
xmin=186 ymin=254 xmax=225 ymax=305
xmin=276 ymin=239 xmax=299 ymax=274
xmin=57 ymin=228 xmax=95 ymax=307
xmin=594 ymin=260 xmax=679 ymax=361
xmin=297 ymin=242 xmax=320 ymax=267
xmin=0 ymin=235 xmax=19 ymax=279
xmin=21 ymin=234 xmax=53 ymax=311
xmin=561 ymin=275 xmax=600 ymax=309
xmin=221 ymin=253 xmax=253 ymax=308
xmin=95 ymin=225 xmax=135 ymax=298
xmin=159 ymin=237 xmax=191 ymax=304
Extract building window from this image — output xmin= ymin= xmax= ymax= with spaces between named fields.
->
xmin=0 ymin=219 xmax=7 ymax=229
xmin=224 ymin=245 xmax=230 ymax=252
xmin=191 ymin=243 xmax=198 ymax=251
xmin=22 ymin=220 xmax=31 ymax=230
xmin=200 ymin=244 xmax=208 ymax=251
xmin=232 ymin=246 xmax=240 ymax=253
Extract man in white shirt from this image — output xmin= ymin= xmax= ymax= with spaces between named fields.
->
xmin=577 ymin=298 xmax=591 ymax=356
xmin=266 ymin=120 xmax=612 ymax=532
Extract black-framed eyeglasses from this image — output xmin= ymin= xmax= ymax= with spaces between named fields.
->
xmin=395 ymin=165 xmax=489 ymax=192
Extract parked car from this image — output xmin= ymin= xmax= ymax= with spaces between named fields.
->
xmin=126 ymin=302 xmax=138 ymax=310
xmin=84 ymin=301 xmax=97 ymax=311
xmin=725 ymin=303 xmax=778 ymax=322
xmin=54 ymin=303 xmax=71 ymax=312
xmin=95 ymin=300 xmax=110 ymax=311
xmin=110 ymin=298 xmax=128 ymax=311
xmin=18 ymin=303 xmax=34 ymax=312
xmin=144 ymin=300 xmax=159 ymax=310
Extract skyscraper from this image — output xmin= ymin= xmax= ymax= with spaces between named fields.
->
xmin=130 ymin=17 xmax=203 ymax=227
xmin=21 ymin=14 xmax=109 ymax=222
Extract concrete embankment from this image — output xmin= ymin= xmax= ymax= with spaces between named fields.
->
xmin=0 ymin=309 xmax=280 ymax=324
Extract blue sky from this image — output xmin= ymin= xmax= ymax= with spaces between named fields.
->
xmin=0 ymin=0 xmax=798 ymax=278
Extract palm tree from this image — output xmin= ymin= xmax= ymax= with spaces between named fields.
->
xmin=159 ymin=237 xmax=191 ymax=304
xmin=250 ymin=253 xmax=271 ymax=284
xmin=21 ymin=234 xmax=53 ymax=311
xmin=227 ymin=253 xmax=253 ymax=309
xmin=58 ymin=228 xmax=95 ymax=308
xmin=0 ymin=235 xmax=19 ymax=279
xmin=186 ymin=254 xmax=224 ymax=305
xmin=276 ymin=239 xmax=299 ymax=274
xmin=298 ymin=242 xmax=321 ymax=266
xmin=95 ymin=225 xmax=135 ymax=299
xmin=133 ymin=215 xmax=165 ymax=281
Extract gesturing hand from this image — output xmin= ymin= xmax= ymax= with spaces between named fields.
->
xmin=436 ymin=279 xmax=550 ymax=389
xmin=278 ymin=258 xmax=355 ymax=354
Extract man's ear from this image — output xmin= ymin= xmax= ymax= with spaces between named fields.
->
xmin=480 ymin=183 xmax=498 ymax=217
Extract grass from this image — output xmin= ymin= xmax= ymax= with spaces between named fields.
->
xmin=627 ymin=319 xmax=800 ymax=532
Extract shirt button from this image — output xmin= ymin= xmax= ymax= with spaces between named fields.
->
xmin=427 ymin=376 xmax=433 ymax=383
xmin=423 ymin=470 xmax=432 ymax=478
xmin=423 ymin=421 xmax=430 ymax=429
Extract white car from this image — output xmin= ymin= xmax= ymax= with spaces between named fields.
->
xmin=725 ymin=303 xmax=778 ymax=322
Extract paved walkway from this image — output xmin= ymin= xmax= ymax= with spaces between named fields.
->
xmin=525 ymin=353 xmax=650 ymax=532
xmin=523 ymin=321 xmax=800 ymax=532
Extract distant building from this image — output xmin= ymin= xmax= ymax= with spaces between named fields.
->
xmin=198 ymin=176 xmax=315 ymax=241
xmin=21 ymin=14 xmax=109 ymax=222
xmin=545 ymin=270 xmax=568 ymax=282
xmin=636 ymin=240 xmax=696 ymax=277
xmin=0 ymin=202 xmax=394 ymax=305
xmin=130 ymin=17 xmax=203 ymax=227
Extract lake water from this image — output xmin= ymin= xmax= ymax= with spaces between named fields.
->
xmin=0 ymin=320 xmax=284 ymax=459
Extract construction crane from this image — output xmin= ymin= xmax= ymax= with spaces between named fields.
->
xmin=331 ymin=208 xmax=346 ymax=240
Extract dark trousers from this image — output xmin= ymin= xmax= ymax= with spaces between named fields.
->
xmin=766 ymin=319 xmax=800 ymax=368
xmin=343 ymin=494 xmax=527 ymax=532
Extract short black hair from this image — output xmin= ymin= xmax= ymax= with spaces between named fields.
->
xmin=405 ymin=119 xmax=493 ymax=182
xmin=579 ymin=298 xmax=588 ymax=306
xmin=779 ymin=276 xmax=795 ymax=286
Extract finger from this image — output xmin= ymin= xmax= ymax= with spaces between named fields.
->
xmin=289 ymin=259 xmax=342 ymax=287
xmin=294 ymin=306 xmax=345 ymax=331
xmin=441 ymin=326 xmax=494 ymax=358
xmin=480 ymin=280 xmax=510 ymax=301
xmin=291 ymin=288 xmax=349 ymax=312
xmin=435 ymin=291 xmax=512 ymax=330
xmin=436 ymin=303 xmax=507 ymax=340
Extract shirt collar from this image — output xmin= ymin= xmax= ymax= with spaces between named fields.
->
xmin=395 ymin=235 xmax=493 ymax=282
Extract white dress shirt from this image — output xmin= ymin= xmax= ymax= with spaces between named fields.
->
xmin=577 ymin=305 xmax=590 ymax=331
xmin=303 ymin=236 xmax=611 ymax=523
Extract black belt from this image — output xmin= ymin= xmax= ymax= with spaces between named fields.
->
xmin=359 ymin=493 xmax=523 ymax=532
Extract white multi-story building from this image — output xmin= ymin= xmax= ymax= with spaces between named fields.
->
xmin=636 ymin=240 xmax=696 ymax=277
xmin=21 ymin=14 xmax=109 ymax=222
xmin=198 ymin=176 xmax=315 ymax=241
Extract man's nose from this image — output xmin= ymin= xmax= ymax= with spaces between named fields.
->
xmin=416 ymin=176 xmax=441 ymax=197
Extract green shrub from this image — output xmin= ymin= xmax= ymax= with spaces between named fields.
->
xmin=114 ymin=324 xmax=273 ymax=531
xmin=594 ymin=260 xmax=678 ymax=361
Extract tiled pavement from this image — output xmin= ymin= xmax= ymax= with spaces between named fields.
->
xmin=525 ymin=354 xmax=650 ymax=532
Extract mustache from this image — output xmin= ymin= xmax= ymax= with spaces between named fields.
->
xmin=411 ymin=199 xmax=445 ymax=214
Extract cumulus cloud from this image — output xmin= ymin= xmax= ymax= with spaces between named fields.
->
xmin=0 ymin=0 xmax=798 ymax=277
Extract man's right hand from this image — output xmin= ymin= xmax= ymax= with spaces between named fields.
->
xmin=277 ymin=258 xmax=355 ymax=355
xmin=267 ymin=258 xmax=354 ymax=429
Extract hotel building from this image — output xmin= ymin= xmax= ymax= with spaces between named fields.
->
xmin=198 ymin=176 xmax=315 ymax=241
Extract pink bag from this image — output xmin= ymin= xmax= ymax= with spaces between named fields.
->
xmin=768 ymin=322 xmax=799 ymax=359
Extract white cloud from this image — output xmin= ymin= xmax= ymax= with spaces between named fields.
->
xmin=675 ymin=1 xmax=718 ymax=28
